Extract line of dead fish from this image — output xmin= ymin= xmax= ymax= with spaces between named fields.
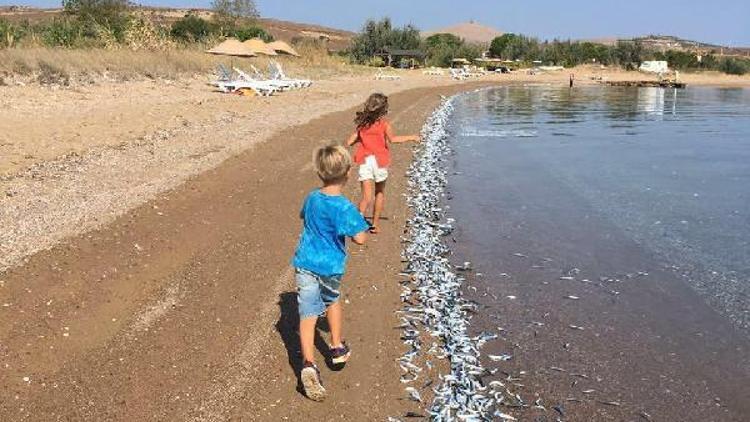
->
xmin=392 ymin=94 xmax=524 ymax=421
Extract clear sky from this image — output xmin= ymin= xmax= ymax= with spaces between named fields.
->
xmin=6 ymin=0 xmax=750 ymax=46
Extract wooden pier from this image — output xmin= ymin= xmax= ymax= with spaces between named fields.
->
xmin=602 ymin=80 xmax=687 ymax=88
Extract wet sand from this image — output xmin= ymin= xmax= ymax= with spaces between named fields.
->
xmin=449 ymin=131 xmax=750 ymax=421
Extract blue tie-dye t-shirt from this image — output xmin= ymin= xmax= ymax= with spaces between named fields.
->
xmin=293 ymin=190 xmax=369 ymax=276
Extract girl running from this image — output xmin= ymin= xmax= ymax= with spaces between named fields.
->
xmin=346 ymin=93 xmax=420 ymax=234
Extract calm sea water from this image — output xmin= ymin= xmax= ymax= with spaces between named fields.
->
xmin=445 ymin=85 xmax=750 ymax=420
xmin=450 ymin=85 xmax=750 ymax=329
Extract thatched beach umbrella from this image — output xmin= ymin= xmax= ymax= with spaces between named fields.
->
xmin=243 ymin=38 xmax=278 ymax=56
xmin=267 ymin=40 xmax=301 ymax=57
xmin=206 ymin=38 xmax=257 ymax=57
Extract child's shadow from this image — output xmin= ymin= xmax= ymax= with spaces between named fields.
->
xmin=275 ymin=292 xmax=337 ymax=394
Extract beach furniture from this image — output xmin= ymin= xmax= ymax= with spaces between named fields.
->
xmin=423 ymin=67 xmax=444 ymax=76
xmin=234 ymin=66 xmax=296 ymax=91
xmin=213 ymin=79 xmax=277 ymax=96
xmin=450 ymin=68 xmax=469 ymax=80
xmin=375 ymin=69 xmax=401 ymax=80
xmin=269 ymin=61 xmax=313 ymax=88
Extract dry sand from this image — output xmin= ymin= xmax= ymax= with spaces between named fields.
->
xmin=1 ymin=67 xmax=748 ymax=420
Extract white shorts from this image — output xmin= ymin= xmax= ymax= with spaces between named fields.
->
xmin=358 ymin=155 xmax=389 ymax=183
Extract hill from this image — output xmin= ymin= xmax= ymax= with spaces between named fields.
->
xmin=580 ymin=34 xmax=749 ymax=56
xmin=0 ymin=6 xmax=356 ymax=51
xmin=422 ymin=21 xmax=504 ymax=45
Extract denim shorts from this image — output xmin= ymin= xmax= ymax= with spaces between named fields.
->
xmin=295 ymin=268 xmax=343 ymax=319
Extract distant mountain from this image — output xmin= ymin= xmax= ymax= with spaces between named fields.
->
xmin=422 ymin=21 xmax=504 ymax=45
xmin=581 ymin=35 xmax=749 ymax=56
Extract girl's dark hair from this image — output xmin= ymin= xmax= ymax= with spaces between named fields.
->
xmin=355 ymin=93 xmax=389 ymax=130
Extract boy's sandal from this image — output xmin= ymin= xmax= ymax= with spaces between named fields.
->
xmin=301 ymin=361 xmax=326 ymax=401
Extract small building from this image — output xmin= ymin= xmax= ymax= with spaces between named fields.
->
xmin=451 ymin=58 xmax=471 ymax=68
xmin=375 ymin=48 xmax=427 ymax=68
xmin=640 ymin=61 xmax=669 ymax=74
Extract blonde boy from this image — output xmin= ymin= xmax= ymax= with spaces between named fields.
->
xmin=292 ymin=144 xmax=368 ymax=401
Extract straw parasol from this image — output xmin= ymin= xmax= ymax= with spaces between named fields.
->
xmin=243 ymin=38 xmax=278 ymax=56
xmin=267 ymin=40 xmax=301 ymax=57
xmin=206 ymin=38 xmax=257 ymax=57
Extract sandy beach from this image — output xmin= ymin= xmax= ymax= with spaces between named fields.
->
xmin=1 ymin=68 xmax=749 ymax=420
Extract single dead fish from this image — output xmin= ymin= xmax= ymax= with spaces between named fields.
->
xmin=565 ymin=295 xmax=580 ymax=300
xmin=598 ymin=400 xmax=622 ymax=407
xmin=569 ymin=325 xmax=585 ymax=330
xmin=488 ymin=354 xmax=513 ymax=362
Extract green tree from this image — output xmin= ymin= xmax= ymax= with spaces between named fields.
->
xmin=423 ymin=33 xmax=482 ymax=67
xmin=350 ymin=17 xmax=422 ymax=64
xmin=489 ymin=33 xmax=517 ymax=58
xmin=212 ymin=0 xmax=259 ymax=30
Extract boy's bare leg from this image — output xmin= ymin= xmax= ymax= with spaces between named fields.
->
xmin=300 ymin=316 xmax=318 ymax=363
xmin=326 ymin=301 xmax=343 ymax=347
xmin=358 ymin=180 xmax=374 ymax=217
xmin=371 ymin=181 xmax=387 ymax=233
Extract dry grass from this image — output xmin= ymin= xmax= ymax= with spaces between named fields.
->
xmin=0 ymin=42 xmax=366 ymax=85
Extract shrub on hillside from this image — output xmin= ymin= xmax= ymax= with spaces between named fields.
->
xmin=42 ymin=18 xmax=84 ymax=47
xmin=720 ymin=57 xmax=749 ymax=75
xmin=170 ymin=14 xmax=216 ymax=42
xmin=1 ymin=18 xmax=24 ymax=48
xmin=231 ymin=25 xmax=272 ymax=42
xmin=62 ymin=0 xmax=132 ymax=42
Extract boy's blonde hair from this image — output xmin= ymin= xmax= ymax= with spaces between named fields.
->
xmin=313 ymin=143 xmax=351 ymax=184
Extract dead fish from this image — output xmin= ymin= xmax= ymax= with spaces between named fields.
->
xmin=550 ymin=367 xmax=567 ymax=372
xmin=512 ymin=252 xmax=527 ymax=258
xmin=565 ymin=295 xmax=580 ymax=300
xmin=553 ymin=405 xmax=565 ymax=417
xmin=494 ymin=411 xmax=517 ymax=421
xmin=598 ymin=400 xmax=622 ymax=407
xmin=560 ymin=276 xmax=575 ymax=281
xmin=582 ymin=389 xmax=596 ymax=394
xmin=571 ymin=373 xmax=589 ymax=379
xmin=405 ymin=387 xmax=422 ymax=402
xmin=488 ymin=354 xmax=513 ymax=362
xmin=404 ymin=411 xmax=426 ymax=418
xmin=566 ymin=398 xmax=584 ymax=403
xmin=569 ymin=325 xmax=585 ymax=330
xmin=639 ymin=411 xmax=653 ymax=421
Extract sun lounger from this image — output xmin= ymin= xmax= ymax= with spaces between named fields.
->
xmin=423 ymin=67 xmax=444 ymax=76
xmin=375 ymin=69 xmax=401 ymax=80
xmin=213 ymin=80 xmax=276 ymax=96
xmin=234 ymin=67 xmax=295 ymax=91
xmin=269 ymin=61 xmax=313 ymax=88
xmin=450 ymin=68 xmax=469 ymax=80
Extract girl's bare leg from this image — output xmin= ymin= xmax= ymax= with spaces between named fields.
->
xmin=358 ymin=179 xmax=374 ymax=218
xmin=371 ymin=181 xmax=387 ymax=233
xmin=300 ymin=316 xmax=318 ymax=363
xmin=326 ymin=301 xmax=343 ymax=347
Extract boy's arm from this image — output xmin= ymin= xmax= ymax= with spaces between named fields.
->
xmin=385 ymin=122 xmax=420 ymax=144
xmin=351 ymin=230 xmax=367 ymax=245
xmin=346 ymin=132 xmax=360 ymax=146
xmin=338 ymin=204 xmax=370 ymax=245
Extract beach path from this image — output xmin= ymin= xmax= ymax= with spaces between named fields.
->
xmin=0 ymin=83 xmax=487 ymax=421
